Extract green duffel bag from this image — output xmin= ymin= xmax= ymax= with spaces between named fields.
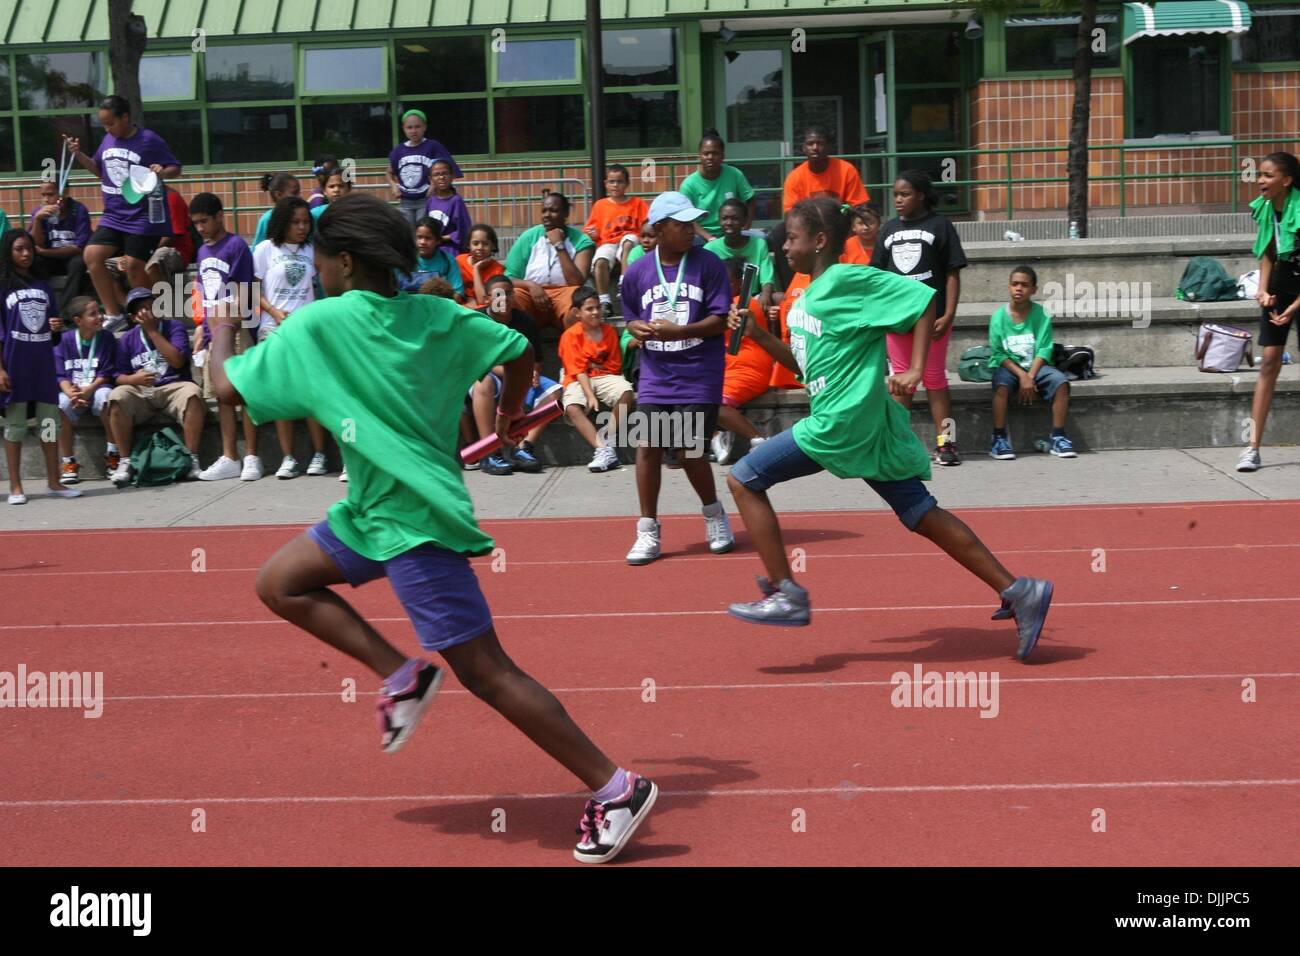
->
xmin=131 ymin=425 xmax=193 ymax=487
xmin=958 ymin=345 xmax=995 ymax=383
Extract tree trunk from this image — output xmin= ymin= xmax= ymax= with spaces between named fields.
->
xmin=107 ymin=0 xmax=148 ymax=127
xmin=1067 ymin=0 xmax=1099 ymax=237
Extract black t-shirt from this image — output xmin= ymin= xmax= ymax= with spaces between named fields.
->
xmin=871 ymin=211 xmax=968 ymax=318
xmin=478 ymin=307 xmax=544 ymax=364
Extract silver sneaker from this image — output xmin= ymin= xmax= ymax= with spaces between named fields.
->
xmin=728 ymin=578 xmax=810 ymax=626
xmin=1236 ymin=447 xmax=1261 ymax=472
xmin=711 ymin=430 xmax=734 ymax=465
xmin=703 ymin=503 xmax=735 ymax=554
xmin=626 ymin=518 xmax=661 ymax=566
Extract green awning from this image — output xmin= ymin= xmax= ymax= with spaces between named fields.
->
xmin=1122 ymin=2 xmax=1252 ymax=45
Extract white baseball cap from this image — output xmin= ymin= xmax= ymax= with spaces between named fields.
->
xmin=647 ymin=191 xmax=708 ymax=226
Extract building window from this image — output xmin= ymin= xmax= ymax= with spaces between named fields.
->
xmin=1005 ymin=12 xmax=1120 ymax=72
xmin=602 ymin=29 xmax=677 ymax=86
xmin=399 ymin=98 xmax=489 ymax=155
xmin=145 ymin=109 xmax=204 ymax=165
xmin=0 ymin=118 xmax=14 ymax=173
xmin=205 ymin=44 xmax=295 ymax=101
xmin=1232 ymin=5 xmax=1300 ymax=64
xmin=492 ymin=94 xmax=585 ymax=153
xmin=18 ymin=115 xmax=95 ymax=172
xmin=494 ymin=38 xmax=580 ymax=86
xmin=14 ymin=52 xmax=104 ymax=110
xmin=1131 ymin=36 xmax=1224 ymax=137
xmin=208 ymin=106 xmax=297 ymax=165
xmin=604 ymin=90 xmax=679 ymax=150
xmin=0 ymin=58 xmax=10 ymax=109
xmin=302 ymin=46 xmax=386 ymax=95
xmin=396 ymin=38 xmax=487 ymax=95
xmin=302 ymin=102 xmax=393 ymax=159
xmin=141 ymin=53 xmax=195 ymax=102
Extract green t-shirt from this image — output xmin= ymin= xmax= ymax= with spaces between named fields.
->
xmin=0 ymin=209 xmax=9 ymax=237
xmin=988 ymin=302 xmax=1054 ymax=371
xmin=504 ymin=224 xmax=594 ymax=283
xmin=704 ymin=235 xmax=774 ymax=297
xmin=679 ymin=165 xmax=755 ymax=237
xmin=253 ymin=208 xmax=273 ymax=248
xmin=626 ymin=244 xmax=647 ymax=267
xmin=788 ymin=265 xmax=936 ymax=482
xmin=225 ymin=290 xmax=528 ymax=560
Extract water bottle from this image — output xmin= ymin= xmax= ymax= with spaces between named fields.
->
xmin=147 ymin=183 xmax=166 ymax=225
xmin=1034 ymin=439 xmax=1051 ymax=454
xmin=1003 ymin=230 xmax=1024 ymax=242
xmin=1068 ymin=221 xmax=1080 ymax=240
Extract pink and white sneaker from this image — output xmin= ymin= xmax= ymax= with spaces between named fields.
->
xmin=375 ymin=662 xmax=443 ymax=754
xmin=573 ymin=773 xmax=659 ymax=863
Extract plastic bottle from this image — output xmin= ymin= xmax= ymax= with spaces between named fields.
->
xmin=1034 ymin=439 xmax=1051 ymax=453
xmin=147 ymin=183 xmax=166 ymax=225
xmin=1068 ymin=221 xmax=1080 ymax=240
xmin=1003 ymin=230 xmax=1024 ymax=242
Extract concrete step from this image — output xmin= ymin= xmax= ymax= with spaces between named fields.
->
xmin=950 ymin=297 xmax=1261 ymax=368
xmin=5 ymin=366 xmax=1296 ymax=480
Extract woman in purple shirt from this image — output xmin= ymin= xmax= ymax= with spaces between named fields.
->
xmin=64 ymin=95 xmax=181 ymax=331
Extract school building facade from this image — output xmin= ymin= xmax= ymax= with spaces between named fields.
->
xmin=1 ymin=0 xmax=1298 ymax=228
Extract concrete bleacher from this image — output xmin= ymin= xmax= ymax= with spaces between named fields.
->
xmin=4 ymin=230 xmax=1295 ymax=480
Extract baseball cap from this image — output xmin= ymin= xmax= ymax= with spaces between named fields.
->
xmin=647 ymin=191 xmax=708 ymax=226
xmin=124 ymin=287 xmax=155 ymax=313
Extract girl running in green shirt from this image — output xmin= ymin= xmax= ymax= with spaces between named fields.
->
xmin=207 ymin=192 xmax=657 ymax=863
xmin=724 ymin=197 xmax=1053 ymax=659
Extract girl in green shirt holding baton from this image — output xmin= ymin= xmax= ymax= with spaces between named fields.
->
xmin=724 ymin=198 xmax=1053 ymax=660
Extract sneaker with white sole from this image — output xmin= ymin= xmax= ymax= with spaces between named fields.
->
xmin=275 ymin=455 xmax=300 ymax=479
xmin=1048 ymin=435 xmax=1077 ymax=458
xmin=241 ymin=455 xmax=263 ymax=481
xmin=376 ymin=662 xmax=444 ymax=754
xmin=46 ymin=486 xmax=83 ymax=499
xmin=7 ymin=493 xmax=27 ymax=505
xmin=626 ymin=517 xmax=661 ymax=565
xmin=589 ymin=445 xmax=619 ymax=473
xmin=306 ymin=452 xmax=328 ymax=476
xmin=990 ymin=435 xmax=1016 ymax=460
xmin=338 ymin=466 xmax=348 ymax=482
xmin=199 ymin=456 xmax=241 ymax=481
xmin=728 ymin=577 xmax=811 ymax=626
xmin=703 ymin=501 xmax=735 ymax=554
xmin=574 ymin=773 xmax=659 ymax=864
xmin=711 ymin=430 xmax=735 ymax=465
xmin=111 ymin=459 xmax=134 ymax=487
xmin=1236 ymin=447 xmax=1261 ymax=472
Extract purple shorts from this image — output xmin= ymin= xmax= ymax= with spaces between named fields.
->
xmin=307 ymin=521 xmax=493 ymax=652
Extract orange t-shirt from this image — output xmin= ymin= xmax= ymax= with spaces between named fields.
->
xmin=770 ymin=273 xmax=812 ymax=388
xmin=583 ymin=197 xmax=650 ymax=246
xmin=559 ymin=322 xmax=623 ymax=387
xmin=726 ymin=294 xmax=775 ymax=380
xmin=456 ymin=254 xmax=505 ymax=302
xmin=840 ymin=236 xmax=873 ymax=264
xmin=782 ymin=158 xmax=869 ymax=212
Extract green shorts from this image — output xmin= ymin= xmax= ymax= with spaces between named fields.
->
xmin=3 ymin=401 xmax=60 ymax=442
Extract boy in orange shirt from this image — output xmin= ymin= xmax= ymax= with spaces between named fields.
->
xmin=584 ymin=165 xmax=649 ymax=316
xmin=560 ymin=288 xmax=636 ymax=472
xmin=712 ymin=258 xmax=774 ymax=464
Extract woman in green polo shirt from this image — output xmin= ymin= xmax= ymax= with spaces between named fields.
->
xmin=722 ymin=197 xmax=1053 ymax=660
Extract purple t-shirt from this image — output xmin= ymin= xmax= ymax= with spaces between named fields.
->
xmin=115 ymin=320 xmax=193 ymax=387
xmin=29 ymin=200 xmax=92 ymax=249
xmin=55 ymin=328 xmax=119 ymax=387
xmin=620 ymin=248 xmax=731 ymax=404
xmin=389 ymin=139 xmax=462 ymax=199
xmin=308 ymin=192 xmax=327 ymax=209
xmin=92 ymin=127 xmax=181 ymax=237
xmin=197 ymin=232 xmax=255 ymax=345
xmin=0 ymin=280 xmax=60 ymax=407
xmin=423 ymin=191 xmax=472 ymax=254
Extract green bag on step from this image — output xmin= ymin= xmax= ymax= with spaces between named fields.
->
xmin=958 ymin=345 xmax=995 ymax=383
xmin=131 ymin=426 xmax=192 ymax=487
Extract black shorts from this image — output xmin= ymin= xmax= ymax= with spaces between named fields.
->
xmin=635 ymin=402 xmax=720 ymax=453
xmin=1259 ymin=288 xmax=1299 ymax=349
xmin=87 ymin=225 xmax=161 ymax=261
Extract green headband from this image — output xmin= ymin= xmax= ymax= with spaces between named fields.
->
xmin=402 ymin=109 xmax=428 ymax=124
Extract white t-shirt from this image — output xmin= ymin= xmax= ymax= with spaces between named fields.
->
xmin=253 ymin=240 xmax=316 ymax=333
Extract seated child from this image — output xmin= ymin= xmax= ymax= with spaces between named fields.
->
xmin=704 ymin=197 xmax=776 ymax=317
xmin=398 ymin=217 xmax=464 ymax=298
xmin=622 ymin=220 xmax=657 ymax=275
xmin=559 ymin=287 xmax=634 ymax=473
xmin=584 ymin=164 xmax=649 ymax=315
xmin=988 ymin=265 xmax=1076 ymax=460
xmin=457 ymin=224 xmax=506 ymax=307
xmin=54 ymin=296 xmax=120 ymax=483
xmin=840 ymin=203 xmax=880 ymax=265
xmin=711 ymin=258 xmax=773 ymax=465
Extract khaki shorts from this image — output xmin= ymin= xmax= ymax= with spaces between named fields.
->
xmin=107 ymin=247 xmax=185 ymax=286
xmin=562 ymin=375 xmax=634 ymax=410
xmin=109 ymin=381 xmax=202 ymax=427
xmin=197 ymin=326 xmax=253 ymax=400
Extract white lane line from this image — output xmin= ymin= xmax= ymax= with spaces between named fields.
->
xmin=2 ymin=778 xmax=1297 ymax=809
xmin=5 ymin=541 xmax=1300 ymax=579
xmin=4 ymin=594 xmax=1300 ymax=631
xmin=91 ymin=672 xmax=1300 ymax=703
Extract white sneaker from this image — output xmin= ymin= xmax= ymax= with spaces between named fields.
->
xmin=589 ymin=445 xmax=619 ymax=472
xmin=306 ymin=452 xmax=328 ymax=476
xmin=46 ymin=486 xmax=83 ymax=499
xmin=7 ymin=493 xmax=27 ymax=505
xmin=112 ymin=459 xmax=134 ymax=488
xmin=600 ymin=445 xmax=621 ymax=470
xmin=338 ymin=466 xmax=348 ymax=482
xmin=188 ymin=454 xmax=202 ymax=480
xmin=626 ymin=517 xmax=661 ymax=566
xmin=1236 ymin=447 xmax=1261 ymax=472
xmin=703 ymin=501 xmax=735 ymax=554
xmin=711 ymin=430 xmax=734 ymax=465
xmin=199 ymin=456 xmax=242 ymax=481
xmin=275 ymin=455 xmax=300 ymax=479
xmin=749 ymin=436 xmax=767 ymax=449
xmin=240 ymin=455 xmax=263 ymax=481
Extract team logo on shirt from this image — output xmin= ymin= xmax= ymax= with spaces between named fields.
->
xmin=891 ymin=242 xmax=923 ymax=274
xmin=284 ymin=261 xmax=307 ymax=287
xmin=104 ymin=157 xmax=130 ymax=188
xmin=18 ymin=297 xmax=48 ymax=334
xmin=399 ymin=164 xmax=424 ymax=190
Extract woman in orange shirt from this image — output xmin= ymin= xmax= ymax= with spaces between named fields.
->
xmin=456 ymin=224 xmax=506 ymax=306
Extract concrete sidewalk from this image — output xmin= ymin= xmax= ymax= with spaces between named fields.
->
xmin=1 ymin=445 xmax=1296 ymax=533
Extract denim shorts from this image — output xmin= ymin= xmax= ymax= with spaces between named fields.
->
xmin=470 ymin=373 xmax=562 ymax=410
xmin=307 ymin=521 xmax=493 ymax=652
xmin=730 ymin=428 xmax=938 ymax=530
xmin=991 ymin=364 xmax=1069 ymax=402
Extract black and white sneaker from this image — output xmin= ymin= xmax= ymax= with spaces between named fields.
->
xmin=375 ymin=662 xmax=444 ymax=754
xmin=574 ymin=773 xmax=659 ymax=864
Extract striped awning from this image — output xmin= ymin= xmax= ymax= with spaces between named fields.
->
xmin=1122 ymin=2 xmax=1252 ymax=45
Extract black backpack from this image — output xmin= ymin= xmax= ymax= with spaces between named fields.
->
xmin=1052 ymin=344 xmax=1097 ymax=381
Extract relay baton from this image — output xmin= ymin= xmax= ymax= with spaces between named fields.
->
xmin=459 ymin=400 xmax=564 ymax=464
xmin=728 ymin=262 xmax=760 ymax=356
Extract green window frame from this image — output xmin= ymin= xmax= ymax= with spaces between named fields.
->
xmin=981 ymin=7 xmax=1125 ymax=79
xmin=1123 ymin=33 xmax=1232 ymax=141
xmin=490 ymin=35 xmax=582 ymax=88
xmin=140 ymin=51 xmax=197 ymax=103
xmin=600 ymin=27 xmax=686 ymax=153
xmin=300 ymin=43 xmax=389 ymax=97
xmin=1231 ymin=1 xmax=1300 ymax=71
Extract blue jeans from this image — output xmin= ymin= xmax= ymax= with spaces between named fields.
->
xmin=730 ymin=428 xmax=938 ymax=530
xmin=992 ymin=364 xmax=1068 ymax=402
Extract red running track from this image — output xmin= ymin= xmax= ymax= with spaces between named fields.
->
xmin=1 ymin=500 xmax=1297 ymax=866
